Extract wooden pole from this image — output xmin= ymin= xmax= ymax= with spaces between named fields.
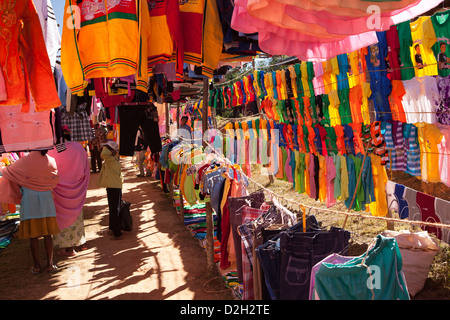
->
xmin=177 ymin=100 xmax=181 ymax=130
xmin=203 ymin=78 xmax=215 ymax=277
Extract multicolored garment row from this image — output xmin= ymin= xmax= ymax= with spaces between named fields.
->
xmin=223 ymin=118 xmax=450 ymax=215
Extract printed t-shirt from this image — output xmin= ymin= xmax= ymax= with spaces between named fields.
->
xmin=431 ymin=11 xmax=450 ymax=77
xmin=409 ymin=16 xmax=438 ymax=77
xmin=347 ymin=48 xmax=367 ymax=88
xmin=402 ymin=76 xmax=440 ymax=124
xmin=366 ymin=31 xmax=388 ymax=81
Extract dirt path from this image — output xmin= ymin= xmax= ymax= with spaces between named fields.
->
xmin=0 ymin=158 xmax=235 ymax=300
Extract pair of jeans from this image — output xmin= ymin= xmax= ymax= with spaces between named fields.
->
xmin=255 ymin=215 xmax=321 ymax=300
xmin=118 ymin=103 xmax=162 ymax=156
xmin=279 ymin=227 xmax=350 ymax=300
xmin=106 ymin=188 xmax=123 ymax=238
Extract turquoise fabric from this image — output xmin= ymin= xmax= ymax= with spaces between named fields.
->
xmin=19 ymin=187 xmax=56 ymax=221
xmin=314 ymin=235 xmax=410 ymax=300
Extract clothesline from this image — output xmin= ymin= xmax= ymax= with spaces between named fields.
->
xmin=201 ymin=139 xmax=450 ymax=231
xmin=216 ymin=60 xmax=442 ymax=99
xmin=219 ymin=126 xmax=450 ymax=157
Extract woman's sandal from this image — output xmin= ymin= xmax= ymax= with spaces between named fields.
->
xmin=47 ymin=265 xmax=58 ymax=273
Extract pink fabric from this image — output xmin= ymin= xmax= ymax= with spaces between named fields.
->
xmin=0 ymin=151 xmax=59 ymax=204
xmin=0 ymin=101 xmax=54 ymax=153
xmin=325 ymin=155 xmax=337 ymax=208
xmin=48 ymin=141 xmax=90 ymax=230
xmin=258 ymin=31 xmax=379 ymax=61
xmin=0 ymin=68 xmax=6 ymax=102
xmin=232 ymin=0 xmax=443 ymax=61
xmin=284 ymin=0 xmax=442 ymax=36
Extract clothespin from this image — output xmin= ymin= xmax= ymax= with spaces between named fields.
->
xmin=300 ymin=204 xmax=306 ymax=232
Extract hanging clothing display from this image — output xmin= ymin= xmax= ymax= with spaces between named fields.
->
xmin=0 ymin=0 xmax=61 ymax=111
xmin=313 ymin=235 xmax=410 ymax=300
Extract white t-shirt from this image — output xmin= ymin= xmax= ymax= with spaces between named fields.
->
xmin=401 ymin=76 xmax=440 ymax=124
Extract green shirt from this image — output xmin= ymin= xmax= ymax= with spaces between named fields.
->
xmin=397 ymin=20 xmax=416 ymax=80
xmin=431 ymin=11 xmax=450 ymax=77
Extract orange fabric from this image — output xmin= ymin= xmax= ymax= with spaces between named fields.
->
xmin=349 ymin=122 xmax=365 ymax=155
xmin=334 ymin=125 xmax=346 ymax=155
xmin=297 ymin=125 xmax=305 ymax=152
xmin=349 ymin=85 xmax=364 ymax=124
xmin=0 ymin=0 xmax=60 ymax=111
xmin=307 ymin=126 xmax=316 ymax=155
xmin=389 ymin=80 xmax=407 ymax=123
xmin=303 ymin=96 xmax=313 ymax=127
xmin=304 ymin=153 xmax=310 ymax=197
xmin=19 ymin=216 xmax=60 ymax=239
xmin=261 ymin=98 xmax=275 ymax=119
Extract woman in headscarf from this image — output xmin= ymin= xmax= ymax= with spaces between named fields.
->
xmin=48 ymin=139 xmax=90 ymax=257
xmin=0 ymin=150 xmax=60 ymax=274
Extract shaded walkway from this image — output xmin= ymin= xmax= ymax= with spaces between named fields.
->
xmin=0 ymin=158 xmax=234 ymax=300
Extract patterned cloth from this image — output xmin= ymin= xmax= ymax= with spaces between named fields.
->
xmin=92 ymin=126 xmax=107 ymax=150
xmin=61 ymin=103 xmax=94 ymax=142
xmin=436 ymin=75 xmax=450 ymax=125
xmin=403 ymin=123 xmax=421 ymax=176
xmin=53 ymin=210 xmax=86 ymax=249
xmin=238 ymin=205 xmax=269 ymax=300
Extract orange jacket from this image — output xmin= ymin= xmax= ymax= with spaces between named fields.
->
xmin=0 ymin=0 xmax=60 ymax=111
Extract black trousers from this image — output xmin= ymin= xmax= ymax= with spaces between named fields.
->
xmin=118 ymin=104 xmax=162 ymax=156
xmin=91 ymin=147 xmax=102 ymax=172
xmin=106 ymin=188 xmax=122 ymax=237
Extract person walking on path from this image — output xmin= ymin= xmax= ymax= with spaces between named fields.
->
xmin=90 ymin=123 xmax=107 ymax=173
xmin=0 ymin=151 xmax=60 ymax=274
xmin=135 ymin=127 xmax=148 ymax=177
xmin=98 ymin=140 xmax=124 ymax=240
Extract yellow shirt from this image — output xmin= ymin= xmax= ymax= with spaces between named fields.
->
xmin=322 ymin=57 xmax=339 ymax=94
xmin=328 ymin=89 xmax=341 ymax=126
xmin=410 ymin=16 xmax=438 ymax=77
xmin=416 ymin=122 xmax=444 ymax=183
xmin=368 ymin=154 xmax=388 ymax=217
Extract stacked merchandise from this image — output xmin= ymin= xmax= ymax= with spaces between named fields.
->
xmin=160 ymin=136 xmax=422 ymax=300
xmin=0 ymin=153 xmax=20 ymax=250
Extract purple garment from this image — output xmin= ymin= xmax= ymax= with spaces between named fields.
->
xmin=437 ymin=75 xmax=450 ymax=125
xmin=392 ymin=120 xmax=406 ymax=171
